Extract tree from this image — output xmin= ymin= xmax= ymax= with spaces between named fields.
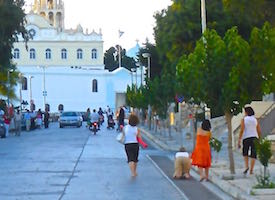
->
xmin=137 ymin=41 xmax=163 ymax=79
xmin=177 ymin=25 xmax=275 ymax=174
xmin=0 ymin=0 xmax=29 ymax=98
xmin=104 ymin=47 xmax=117 ymax=71
xmin=104 ymin=45 xmax=136 ymax=71
xmin=154 ymin=0 xmax=275 ymax=70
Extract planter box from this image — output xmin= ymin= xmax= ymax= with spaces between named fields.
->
xmin=267 ymin=135 xmax=275 ymax=163
xmin=250 ymin=188 xmax=275 ymax=195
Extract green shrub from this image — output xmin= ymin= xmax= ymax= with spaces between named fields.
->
xmin=254 ymin=137 xmax=274 ymax=188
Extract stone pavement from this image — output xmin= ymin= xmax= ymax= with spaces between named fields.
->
xmin=140 ymin=125 xmax=275 ymax=200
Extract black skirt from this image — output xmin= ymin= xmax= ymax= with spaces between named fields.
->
xmin=125 ymin=143 xmax=139 ymax=163
xmin=243 ymin=137 xmax=258 ymax=158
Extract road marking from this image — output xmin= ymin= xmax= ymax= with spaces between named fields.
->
xmin=146 ymin=154 xmax=189 ymax=200
xmin=58 ymin=133 xmax=90 ymax=200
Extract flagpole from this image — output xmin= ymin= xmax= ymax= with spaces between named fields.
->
xmin=118 ymin=30 xmax=124 ymax=68
xmin=118 ymin=45 xmax=121 ymax=68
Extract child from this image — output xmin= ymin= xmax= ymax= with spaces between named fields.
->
xmin=173 ymin=147 xmax=191 ymax=179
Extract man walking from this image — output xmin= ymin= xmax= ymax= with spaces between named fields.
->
xmin=14 ymin=110 xmax=21 ymax=136
xmin=44 ymin=110 xmax=49 ymax=128
xmin=24 ymin=110 xmax=31 ymax=131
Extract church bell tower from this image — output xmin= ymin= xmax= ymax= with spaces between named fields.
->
xmin=33 ymin=0 xmax=65 ymax=31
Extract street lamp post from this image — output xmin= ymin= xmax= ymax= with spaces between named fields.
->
xmin=38 ymin=66 xmax=47 ymax=109
xmin=7 ymin=69 xmax=14 ymax=108
xmin=7 ymin=70 xmax=10 ymax=107
xmin=142 ymin=53 xmax=151 ymax=79
xmin=135 ymin=68 xmax=137 ymax=88
xmin=136 ymin=62 xmax=143 ymax=87
xmin=29 ymin=76 xmax=34 ymax=107
xmin=131 ymin=69 xmax=133 ymax=86
xmin=18 ymin=73 xmax=23 ymax=112
xmin=201 ymin=0 xmax=206 ymax=34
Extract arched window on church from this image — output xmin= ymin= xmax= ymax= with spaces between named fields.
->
xmin=46 ymin=48 xmax=51 ymax=59
xmin=22 ymin=76 xmax=27 ymax=90
xmin=77 ymin=49 xmax=83 ymax=59
xmin=92 ymin=79 xmax=98 ymax=92
xmin=48 ymin=12 xmax=54 ymax=25
xmin=14 ymin=48 xmax=20 ymax=59
xmin=91 ymin=49 xmax=97 ymax=59
xmin=56 ymin=12 xmax=62 ymax=29
xmin=61 ymin=48 xmax=67 ymax=59
xmin=30 ymin=48 xmax=36 ymax=59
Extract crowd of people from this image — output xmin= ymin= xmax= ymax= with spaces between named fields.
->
xmin=0 ymin=104 xmax=50 ymax=138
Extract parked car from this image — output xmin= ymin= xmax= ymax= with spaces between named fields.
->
xmin=59 ymin=111 xmax=83 ymax=128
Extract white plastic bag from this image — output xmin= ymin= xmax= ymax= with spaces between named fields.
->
xmin=116 ymin=132 xmax=125 ymax=144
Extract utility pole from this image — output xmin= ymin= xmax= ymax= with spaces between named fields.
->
xmin=201 ymin=0 xmax=206 ymax=33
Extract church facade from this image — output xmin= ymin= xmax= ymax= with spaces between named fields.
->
xmin=12 ymin=0 xmax=140 ymax=112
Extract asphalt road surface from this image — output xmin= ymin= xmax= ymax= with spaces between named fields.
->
xmin=0 ymin=121 xmax=231 ymax=200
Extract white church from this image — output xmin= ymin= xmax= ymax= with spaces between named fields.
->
xmin=12 ymin=0 xmax=141 ymax=112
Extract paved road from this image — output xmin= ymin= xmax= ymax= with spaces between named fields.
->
xmin=0 ymin=122 xmax=184 ymax=200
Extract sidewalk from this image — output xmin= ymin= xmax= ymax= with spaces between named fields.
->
xmin=140 ymin=125 xmax=275 ymax=200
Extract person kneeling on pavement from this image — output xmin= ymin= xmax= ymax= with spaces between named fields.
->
xmin=173 ymin=147 xmax=191 ymax=179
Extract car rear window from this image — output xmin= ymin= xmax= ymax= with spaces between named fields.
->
xmin=62 ymin=112 xmax=77 ymax=117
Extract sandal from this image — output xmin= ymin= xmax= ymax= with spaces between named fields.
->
xmin=199 ymin=177 xmax=205 ymax=182
xmin=243 ymin=168 xmax=249 ymax=174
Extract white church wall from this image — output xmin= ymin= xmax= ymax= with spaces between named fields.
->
xmin=13 ymin=41 xmax=104 ymax=67
xmin=16 ymin=67 xmax=133 ymax=112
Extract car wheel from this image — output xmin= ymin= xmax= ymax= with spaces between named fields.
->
xmin=59 ymin=124 xmax=63 ymax=128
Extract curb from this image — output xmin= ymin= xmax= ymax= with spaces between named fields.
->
xmin=146 ymin=155 xmax=189 ymax=200
xmin=140 ymin=127 xmax=258 ymax=200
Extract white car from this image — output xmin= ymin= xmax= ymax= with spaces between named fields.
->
xmin=59 ymin=111 xmax=83 ymax=128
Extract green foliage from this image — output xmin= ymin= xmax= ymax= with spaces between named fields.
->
xmin=126 ymin=85 xmax=147 ymax=110
xmin=209 ymin=137 xmax=222 ymax=153
xmin=104 ymin=45 xmax=136 ymax=71
xmin=0 ymin=99 xmax=7 ymax=112
xmin=104 ymin=47 xmax=117 ymax=71
xmin=250 ymin=23 xmax=275 ymax=96
xmin=254 ymin=138 xmax=273 ymax=188
xmin=254 ymin=172 xmax=275 ymax=189
xmin=255 ymin=138 xmax=272 ymax=167
xmin=177 ymin=24 xmax=275 ymax=118
xmin=155 ymin=0 xmax=275 ymax=68
xmin=0 ymin=0 xmax=29 ymax=97
xmin=137 ymin=41 xmax=162 ymax=79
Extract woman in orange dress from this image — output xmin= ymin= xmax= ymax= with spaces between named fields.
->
xmin=191 ymin=119 xmax=212 ymax=181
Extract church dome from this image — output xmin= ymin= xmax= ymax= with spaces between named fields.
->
xmin=26 ymin=14 xmax=52 ymax=28
xmin=126 ymin=42 xmax=140 ymax=60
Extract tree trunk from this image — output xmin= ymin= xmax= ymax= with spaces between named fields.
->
xmin=225 ymin=112 xmax=235 ymax=174
xmin=264 ymin=166 xmax=267 ymax=185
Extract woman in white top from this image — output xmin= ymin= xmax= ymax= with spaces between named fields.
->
xmin=123 ymin=114 xmax=142 ymax=177
xmin=238 ymin=106 xmax=261 ymax=175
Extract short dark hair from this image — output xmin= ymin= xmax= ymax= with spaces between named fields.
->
xmin=179 ymin=147 xmax=186 ymax=152
xmin=201 ymin=119 xmax=211 ymax=131
xmin=128 ymin=114 xmax=139 ymax=126
xmin=244 ymin=106 xmax=255 ymax=116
